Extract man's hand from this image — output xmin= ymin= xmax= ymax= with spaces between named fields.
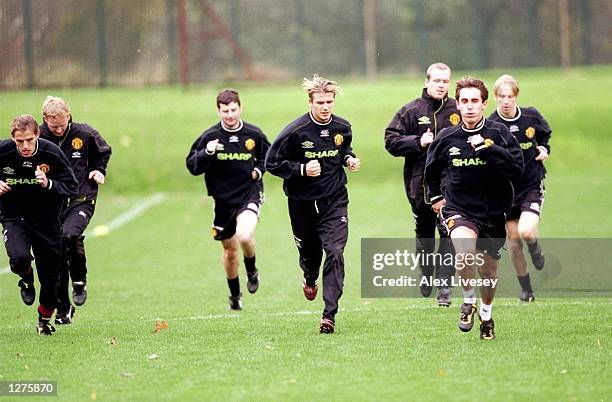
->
xmin=420 ymin=128 xmax=434 ymax=148
xmin=432 ymin=199 xmax=446 ymax=214
xmin=305 ymin=160 xmax=321 ymax=177
xmin=89 ymin=170 xmax=105 ymax=184
xmin=346 ymin=157 xmax=360 ymax=172
xmin=535 ymin=145 xmax=549 ymax=161
xmin=205 ymin=139 xmax=224 ymax=155
xmin=467 ymin=134 xmax=485 ymax=148
xmin=251 ymin=170 xmax=258 ymax=180
xmin=0 ymin=180 xmax=11 ymax=195
xmin=35 ymin=166 xmax=49 ymax=188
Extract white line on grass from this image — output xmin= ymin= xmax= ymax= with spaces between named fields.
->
xmin=0 ymin=193 xmax=167 ymax=275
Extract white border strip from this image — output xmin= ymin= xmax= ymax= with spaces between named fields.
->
xmin=0 ymin=193 xmax=167 ymax=275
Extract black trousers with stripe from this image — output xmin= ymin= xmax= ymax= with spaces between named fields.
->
xmin=288 ymin=187 xmax=349 ymax=321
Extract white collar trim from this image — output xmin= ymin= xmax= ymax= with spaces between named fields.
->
xmin=497 ymin=107 xmax=521 ymax=122
xmin=221 ymin=120 xmax=243 ymax=132
xmin=309 ymin=111 xmax=332 ymax=126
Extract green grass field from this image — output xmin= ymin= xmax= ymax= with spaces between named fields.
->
xmin=0 ymin=66 xmax=611 ymax=401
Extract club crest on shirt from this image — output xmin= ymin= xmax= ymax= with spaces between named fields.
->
xmin=301 ymin=141 xmax=314 ymax=149
xmin=334 ymin=134 xmax=344 ymax=146
xmin=320 ymin=129 xmax=329 ymax=137
xmin=245 ymin=138 xmax=255 ymax=151
xmin=72 ymin=138 xmax=83 ymax=150
xmin=449 ymin=113 xmax=460 ymax=125
xmin=449 ymin=146 xmax=461 ymax=156
xmin=38 ymin=163 xmax=50 ymax=173
xmin=525 ymin=127 xmax=535 ymax=139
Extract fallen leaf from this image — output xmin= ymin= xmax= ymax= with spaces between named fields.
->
xmin=121 ymin=372 xmax=136 ymax=378
xmin=153 ymin=320 xmax=169 ymax=333
xmin=436 ymin=368 xmax=448 ymax=377
xmin=110 ymin=337 xmax=118 ymax=345
xmin=148 ymin=353 xmax=159 ymax=360
xmin=560 ymin=369 xmax=568 ymax=374
xmin=24 ymin=364 xmax=30 ymax=370
xmin=16 ymin=352 xmax=24 ymax=358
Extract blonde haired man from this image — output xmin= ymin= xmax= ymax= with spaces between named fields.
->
xmin=40 ymin=96 xmax=112 ymax=324
xmin=489 ymin=75 xmax=552 ymax=302
xmin=266 ymin=75 xmax=360 ymax=334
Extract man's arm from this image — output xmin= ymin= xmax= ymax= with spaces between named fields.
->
xmin=471 ymin=127 xmax=524 ymax=179
xmin=424 ymin=136 xmax=445 ymax=206
xmin=186 ymin=134 xmax=216 ymax=176
xmin=265 ymin=129 xmax=304 ymax=179
xmin=252 ymin=131 xmax=271 ymax=181
xmin=45 ymin=153 xmax=78 ymax=196
xmin=384 ymin=107 xmax=422 ymax=157
xmin=534 ymin=109 xmax=552 ymax=160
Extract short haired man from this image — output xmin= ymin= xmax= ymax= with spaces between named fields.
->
xmin=0 ymin=115 xmax=78 ymax=335
xmin=384 ymin=63 xmax=461 ymax=305
xmin=187 ymin=89 xmax=270 ymax=310
xmin=425 ymin=77 xmax=523 ymax=340
xmin=266 ymin=75 xmax=360 ymax=334
xmin=40 ymin=96 xmax=112 ymax=324
xmin=489 ymin=74 xmax=551 ymax=302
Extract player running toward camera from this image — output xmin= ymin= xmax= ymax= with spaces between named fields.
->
xmin=187 ymin=89 xmax=270 ymax=311
xmin=265 ymin=75 xmax=360 ymax=334
xmin=0 ymin=115 xmax=78 ymax=335
xmin=425 ymin=77 xmax=523 ymax=340
xmin=489 ymin=75 xmax=551 ymax=303
xmin=384 ymin=63 xmax=460 ymax=306
xmin=40 ymin=96 xmax=112 ymax=324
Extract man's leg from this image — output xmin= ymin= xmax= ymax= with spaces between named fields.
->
xmin=317 ymin=191 xmax=349 ymax=332
xmin=411 ymin=199 xmax=437 ymax=297
xmin=288 ymin=199 xmax=323 ymax=300
xmin=450 ymin=226 xmax=479 ymax=333
xmin=435 ymin=222 xmax=455 ymax=306
xmin=235 ymin=207 xmax=260 ymax=293
xmin=518 ymin=211 xmax=544 ymax=270
xmin=62 ymin=203 xmax=94 ymax=306
xmin=221 ymin=236 xmax=242 ymax=310
xmin=506 ymin=219 xmax=534 ymax=302
xmin=477 ymin=254 xmax=498 ymax=340
xmin=3 ymin=221 xmax=36 ymax=305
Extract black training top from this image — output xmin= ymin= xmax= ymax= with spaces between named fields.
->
xmin=186 ymin=120 xmax=270 ymax=205
xmin=424 ymin=118 xmax=524 ymax=219
xmin=40 ymin=120 xmax=112 ymax=204
xmin=265 ymin=112 xmax=356 ymax=201
xmin=488 ymin=106 xmax=551 ymax=199
xmin=0 ymin=138 xmax=78 ymax=222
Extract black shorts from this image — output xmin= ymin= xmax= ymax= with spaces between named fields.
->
xmin=439 ymin=207 xmax=506 ymax=260
xmin=62 ymin=200 xmax=95 ymax=238
xmin=507 ymin=182 xmax=545 ymax=220
xmin=212 ymin=200 xmax=261 ymax=241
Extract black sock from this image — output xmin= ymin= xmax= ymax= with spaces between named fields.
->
xmin=244 ymin=256 xmax=256 ymax=273
xmin=517 ymin=274 xmax=533 ymax=292
xmin=527 ymin=241 xmax=540 ymax=255
xmin=227 ymin=277 xmax=240 ymax=297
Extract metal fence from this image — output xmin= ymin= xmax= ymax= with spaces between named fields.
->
xmin=1 ymin=0 xmax=610 ymax=90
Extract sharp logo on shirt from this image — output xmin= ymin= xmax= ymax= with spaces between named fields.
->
xmin=22 ymin=161 xmax=33 ymax=168
xmin=448 ymin=147 xmax=461 ymax=156
xmin=334 ymin=134 xmax=344 ymax=146
xmin=320 ymin=129 xmax=329 ymax=137
xmin=525 ymin=127 xmax=535 ymax=139
xmin=6 ymin=178 xmax=38 ymax=185
xmin=418 ymin=116 xmax=431 ymax=125
xmin=217 ymin=153 xmax=252 ymax=161
xmin=229 ymin=135 xmax=239 ymax=143
xmin=452 ymin=157 xmax=486 ymax=167
xmin=38 ymin=164 xmax=50 ymax=173
xmin=449 ymin=113 xmax=460 ymax=125
xmin=305 ymin=149 xmax=338 ymax=159
xmin=509 ymin=124 xmax=519 ymax=133
xmin=72 ymin=151 xmax=82 ymax=158
xmin=72 ymin=138 xmax=83 ymax=150
xmin=245 ymin=138 xmax=255 ymax=151
xmin=520 ymin=142 xmax=533 ymax=150
xmin=2 ymin=167 xmax=14 ymax=175
xmin=301 ymin=141 xmax=314 ymax=149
